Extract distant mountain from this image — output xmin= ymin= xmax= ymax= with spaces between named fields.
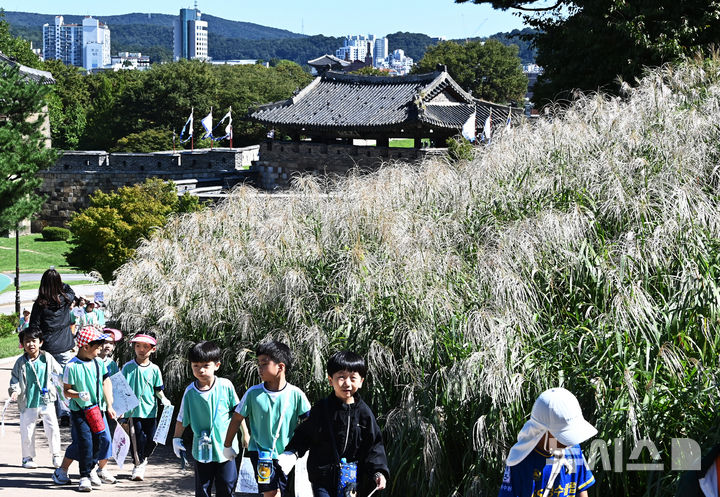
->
xmin=3 ymin=10 xmax=535 ymax=66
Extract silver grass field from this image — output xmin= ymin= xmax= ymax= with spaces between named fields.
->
xmin=111 ymin=57 xmax=720 ymax=496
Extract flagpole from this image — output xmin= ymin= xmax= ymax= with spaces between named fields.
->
xmin=173 ymin=129 xmax=176 ymax=153
xmin=210 ymin=107 xmax=213 ymax=150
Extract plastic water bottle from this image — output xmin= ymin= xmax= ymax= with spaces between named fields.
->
xmin=197 ymin=430 xmax=213 ymax=463
xmin=257 ymin=450 xmax=274 ymax=484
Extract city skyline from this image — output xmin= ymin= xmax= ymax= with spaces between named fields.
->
xmin=0 ymin=0 xmax=533 ymax=39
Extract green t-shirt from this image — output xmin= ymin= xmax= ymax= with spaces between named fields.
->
xmin=63 ymin=356 xmax=108 ymax=411
xmin=103 ymin=357 xmax=119 ymax=377
xmin=24 ymin=355 xmax=48 ymax=409
xmin=178 ymin=377 xmax=239 ymax=463
xmin=121 ymin=359 xmax=163 ymax=418
xmin=236 ymin=383 xmax=311 ymax=456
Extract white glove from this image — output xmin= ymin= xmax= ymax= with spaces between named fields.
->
xmin=78 ymin=391 xmax=91 ymax=402
xmin=223 ymin=446 xmax=238 ymax=460
xmin=161 ymin=397 xmax=172 ymax=407
xmin=172 ymin=437 xmax=186 ymax=459
xmin=277 ymin=451 xmax=297 ymax=475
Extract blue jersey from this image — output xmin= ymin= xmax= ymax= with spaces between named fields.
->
xmin=498 ymin=445 xmax=594 ymax=497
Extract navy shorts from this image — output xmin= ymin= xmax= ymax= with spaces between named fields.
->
xmin=247 ymin=451 xmax=288 ymax=494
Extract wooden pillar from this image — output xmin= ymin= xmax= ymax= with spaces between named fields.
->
xmin=414 ymin=136 xmax=423 ymax=149
xmin=377 ymin=136 xmax=389 ymax=147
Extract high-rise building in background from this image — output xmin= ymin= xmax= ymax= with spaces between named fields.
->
xmin=336 ymin=35 xmax=376 ymax=62
xmin=373 ymin=37 xmax=388 ymax=68
xmin=82 ymin=17 xmax=111 ymax=69
xmin=42 ymin=16 xmax=110 ymax=70
xmin=173 ymin=8 xmax=208 ymax=61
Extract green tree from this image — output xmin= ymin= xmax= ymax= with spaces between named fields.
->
xmin=456 ymin=0 xmax=720 ymax=103
xmin=0 ymin=62 xmax=57 ymax=232
xmin=66 ymin=179 xmax=204 ymax=281
xmin=413 ymin=39 xmax=527 ymax=102
xmin=43 ymin=59 xmax=90 ymax=149
xmin=111 ymin=128 xmax=173 ymax=153
xmin=351 ymin=66 xmax=387 ymax=76
xmin=0 ymin=12 xmax=41 ymax=69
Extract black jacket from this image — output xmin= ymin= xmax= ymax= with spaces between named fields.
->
xmin=29 ymin=283 xmax=75 ymax=355
xmin=285 ymin=393 xmax=389 ymax=497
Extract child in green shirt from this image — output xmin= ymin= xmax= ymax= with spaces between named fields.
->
xmin=57 ymin=325 xmax=117 ymax=492
xmin=122 ymin=332 xmax=171 ymax=481
xmin=223 ymin=340 xmax=311 ymax=497
xmin=9 ymin=328 xmax=63 ymax=469
xmin=173 ymin=341 xmax=240 ymax=497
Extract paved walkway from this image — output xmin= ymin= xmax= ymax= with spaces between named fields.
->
xmin=0 ymin=284 xmax=110 ymax=315
xmin=0 ymin=356 xmax=195 ymax=495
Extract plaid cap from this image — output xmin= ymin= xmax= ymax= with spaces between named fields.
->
xmin=76 ymin=325 xmax=110 ymax=347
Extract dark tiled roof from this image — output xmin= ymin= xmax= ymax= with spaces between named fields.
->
xmin=307 ymin=54 xmax=350 ymax=68
xmin=0 ymin=52 xmax=55 ymax=85
xmin=251 ymin=70 xmax=523 ymax=133
xmin=475 ymin=99 xmax=525 ymax=130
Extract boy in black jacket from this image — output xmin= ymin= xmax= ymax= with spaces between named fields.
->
xmin=278 ymin=351 xmax=389 ymax=497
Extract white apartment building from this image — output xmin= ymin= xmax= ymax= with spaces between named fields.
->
xmin=174 ymin=8 xmax=208 ymax=61
xmin=42 ymin=16 xmax=110 ymax=70
xmin=387 ymin=49 xmax=414 ymax=76
xmin=336 ymin=34 xmax=376 ymax=62
xmin=82 ymin=17 xmax=111 ymax=69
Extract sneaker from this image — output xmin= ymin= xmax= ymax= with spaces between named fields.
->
xmin=21 ymin=457 xmax=38 ymax=469
xmin=131 ymin=459 xmax=148 ymax=481
xmin=78 ymin=476 xmax=92 ymax=492
xmin=52 ymin=467 xmax=71 ymax=485
xmin=89 ymin=466 xmax=102 ymax=486
xmin=96 ymin=467 xmax=116 ymax=484
xmin=52 ymin=455 xmax=63 ymax=468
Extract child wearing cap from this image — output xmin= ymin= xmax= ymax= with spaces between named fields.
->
xmin=99 ymin=328 xmax=122 ymax=377
xmin=498 ymin=387 xmax=597 ymax=497
xmin=121 ymin=331 xmax=171 ymax=481
xmin=55 ymin=325 xmax=117 ymax=492
xmin=9 ymin=327 xmax=63 ymax=469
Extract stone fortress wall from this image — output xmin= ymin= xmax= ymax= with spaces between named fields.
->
xmin=35 ymin=147 xmax=259 ymax=230
xmin=250 ymin=140 xmax=445 ymax=190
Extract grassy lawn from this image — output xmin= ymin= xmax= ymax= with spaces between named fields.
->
xmin=389 ymin=138 xmax=431 ymax=148
xmin=0 ymin=234 xmax=80 ymax=273
xmin=0 ymin=334 xmax=20 ymax=359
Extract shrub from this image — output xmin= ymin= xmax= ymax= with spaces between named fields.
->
xmin=41 ymin=226 xmax=71 ymax=241
xmin=110 ymin=57 xmax=720 ymax=497
xmin=0 ymin=313 xmax=18 ymax=338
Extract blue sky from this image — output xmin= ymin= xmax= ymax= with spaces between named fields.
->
xmin=0 ymin=0 xmax=531 ymax=39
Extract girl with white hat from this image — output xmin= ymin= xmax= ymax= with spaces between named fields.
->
xmin=498 ymin=387 xmax=597 ymax=497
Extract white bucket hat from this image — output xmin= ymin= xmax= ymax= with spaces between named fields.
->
xmin=506 ymin=387 xmax=597 ymax=466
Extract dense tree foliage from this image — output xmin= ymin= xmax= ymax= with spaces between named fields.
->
xmin=413 ymin=39 xmax=527 ymax=102
xmin=66 ymin=179 xmax=204 ymax=282
xmin=39 ymin=59 xmax=311 ymax=151
xmin=0 ymin=12 xmax=41 ymax=68
xmin=456 ymin=0 xmax=720 ymax=103
xmin=0 ymin=62 xmax=57 ymax=232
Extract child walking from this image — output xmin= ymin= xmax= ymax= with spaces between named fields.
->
xmin=55 ymin=325 xmax=117 ymax=492
xmin=223 ymin=340 xmax=311 ymax=497
xmin=122 ymin=332 xmax=171 ymax=481
xmin=8 ymin=328 xmax=63 ymax=469
xmin=173 ymin=341 xmax=240 ymax=497
xmin=497 ymin=387 xmax=597 ymax=497
xmin=280 ymin=350 xmax=389 ymax=497
xmin=98 ymin=328 xmax=122 ymax=377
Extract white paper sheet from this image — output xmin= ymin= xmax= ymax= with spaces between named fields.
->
xmin=112 ymin=424 xmax=130 ymax=469
xmin=109 ymin=372 xmax=139 ymax=416
xmin=152 ymin=405 xmax=174 ymax=445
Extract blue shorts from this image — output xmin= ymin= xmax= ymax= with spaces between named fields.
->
xmin=248 ymin=451 xmax=288 ymax=494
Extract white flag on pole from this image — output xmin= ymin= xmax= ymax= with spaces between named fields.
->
xmin=201 ymin=109 xmax=213 ymax=139
xmin=483 ymin=110 xmax=493 ymax=142
xmin=461 ymin=111 xmax=476 ymax=142
xmin=218 ymin=107 xmax=232 ymax=139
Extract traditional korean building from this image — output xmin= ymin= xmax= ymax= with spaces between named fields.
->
xmin=249 ymin=68 xmax=523 ymax=189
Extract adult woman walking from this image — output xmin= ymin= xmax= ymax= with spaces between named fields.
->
xmin=29 ymin=268 xmax=76 ymax=424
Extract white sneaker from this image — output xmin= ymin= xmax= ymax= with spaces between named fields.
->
xmin=96 ymin=467 xmax=116 ymax=484
xmin=21 ymin=457 xmax=38 ymax=469
xmin=78 ymin=476 xmax=93 ymax=492
xmin=89 ymin=466 xmax=102 ymax=486
xmin=52 ymin=467 xmax=71 ymax=485
xmin=52 ymin=455 xmax=63 ymax=468
xmin=131 ymin=459 xmax=148 ymax=481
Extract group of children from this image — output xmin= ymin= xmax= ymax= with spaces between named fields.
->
xmin=8 ymin=322 xmax=599 ymax=497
